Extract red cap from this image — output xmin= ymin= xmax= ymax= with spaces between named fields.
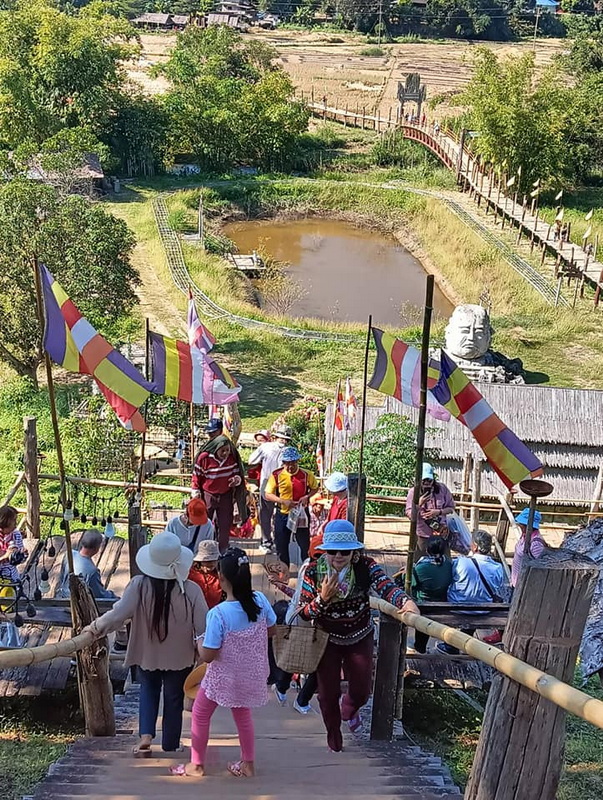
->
xmin=187 ymin=498 xmax=208 ymax=525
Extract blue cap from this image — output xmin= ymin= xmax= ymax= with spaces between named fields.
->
xmin=281 ymin=446 xmax=300 ymax=462
xmin=205 ymin=419 xmax=223 ymax=433
xmin=515 ymin=508 xmax=541 ymax=529
xmin=317 ymin=520 xmax=363 ymax=551
xmin=422 ymin=463 xmax=434 ymax=480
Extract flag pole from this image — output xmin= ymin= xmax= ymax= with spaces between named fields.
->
xmin=32 ymin=257 xmax=75 ymax=575
xmin=357 ymin=316 xmax=372 ymax=481
xmin=189 ymin=400 xmax=195 ymax=474
xmin=136 ymin=317 xmax=150 ymax=494
xmin=328 ymin=377 xmax=341 ymax=472
xmin=405 ymin=275 xmax=435 ymax=595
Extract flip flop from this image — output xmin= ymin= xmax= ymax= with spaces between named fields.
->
xmin=132 ymin=743 xmax=152 ymax=758
xmin=169 ymin=764 xmax=187 ymax=776
xmin=347 ymin=714 xmax=362 ymax=733
xmin=228 ymin=760 xmax=252 ymax=778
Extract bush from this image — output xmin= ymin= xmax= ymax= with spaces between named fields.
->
xmin=272 ymin=397 xmax=326 ymax=473
xmin=360 ymin=46 xmax=385 ymax=57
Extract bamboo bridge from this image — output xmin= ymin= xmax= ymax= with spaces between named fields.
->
xmin=305 ymin=99 xmax=603 ymax=306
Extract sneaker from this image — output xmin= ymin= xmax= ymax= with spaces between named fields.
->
xmin=293 ymin=698 xmax=314 ymax=715
xmin=435 ymin=641 xmax=460 ymax=656
xmin=259 ymin=544 xmax=274 ymax=554
xmin=273 ymin=685 xmax=287 ymax=705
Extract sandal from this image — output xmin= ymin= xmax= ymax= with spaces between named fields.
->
xmin=169 ymin=763 xmax=205 ymax=777
xmin=132 ymin=743 xmax=152 ymax=758
xmin=228 ymin=760 xmax=253 ymax=778
xmin=347 ymin=714 xmax=362 ymax=733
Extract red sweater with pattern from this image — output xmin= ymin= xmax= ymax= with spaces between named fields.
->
xmin=192 ymin=451 xmax=240 ymax=495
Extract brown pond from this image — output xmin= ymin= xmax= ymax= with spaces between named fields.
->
xmin=223 ymin=218 xmax=453 ymax=326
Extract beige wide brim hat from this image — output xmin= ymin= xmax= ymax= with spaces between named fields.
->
xmin=135 ymin=531 xmax=194 ymax=591
xmin=184 ymin=663 xmax=207 ymax=700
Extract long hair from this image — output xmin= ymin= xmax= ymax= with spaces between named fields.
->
xmin=146 ymin=576 xmax=177 ymax=642
xmin=219 ymin=547 xmax=260 ymax=622
xmin=426 ymin=535 xmax=447 ymax=565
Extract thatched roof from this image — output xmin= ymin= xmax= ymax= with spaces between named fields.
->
xmin=326 ymin=383 xmax=603 ymax=504
xmin=171 ymin=14 xmax=189 ymax=26
xmin=133 ymin=13 xmax=172 ymax=25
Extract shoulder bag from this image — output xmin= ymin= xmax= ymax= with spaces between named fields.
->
xmin=469 ymin=557 xmax=504 ymax=603
xmin=272 ymin=609 xmax=329 ymax=673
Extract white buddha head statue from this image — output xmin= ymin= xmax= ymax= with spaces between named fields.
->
xmin=444 ymin=304 xmax=493 ymax=361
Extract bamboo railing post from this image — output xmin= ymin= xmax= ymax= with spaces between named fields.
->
xmin=461 ymin=452 xmax=473 ymax=521
xmin=470 ymin=459 xmax=482 ymax=531
xmin=347 ymin=474 xmax=366 ymax=544
xmin=69 ymin=574 xmax=115 ymax=737
xmin=128 ymin=494 xmax=147 ymax=578
xmin=23 ymin=416 xmax=41 ymax=539
xmin=465 ymin=549 xmax=599 ymax=800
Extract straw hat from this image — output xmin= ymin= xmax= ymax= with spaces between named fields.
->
xmin=193 ymin=539 xmax=220 ymax=563
xmin=135 ymin=532 xmax=193 ymax=592
xmin=184 ymin=663 xmax=207 ymax=699
xmin=316 ymin=520 xmax=363 ymax=552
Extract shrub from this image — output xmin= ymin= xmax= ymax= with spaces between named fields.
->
xmin=360 ymin=46 xmax=385 ymax=57
xmin=272 ymin=397 xmax=326 ymax=472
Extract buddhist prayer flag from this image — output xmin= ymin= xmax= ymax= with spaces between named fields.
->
xmin=585 ymin=209 xmax=594 ymax=221
xmin=41 ymin=266 xmax=153 ymax=432
xmin=430 ymin=351 xmax=543 ymax=489
xmin=530 ymin=187 xmax=540 ymax=198
xmin=344 ymin=376 xmax=358 ymax=429
xmin=334 ymin=383 xmax=345 ymax=431
xmin=368 ymin=328 xmax=450 ymax=422
xmin=506 ymin=175 xmax=516 ymax=188
xmin=188 ymin=291 xmax=215 ymax=353
xmin=149 ymin=331 xmax=241 ymax=406
xmin=555 ymin=190 xmax=563 ymax=201
xmin=316 ymin=441 xmax=324 ymax=478
xmin=583 ymin=226 xmax=592 ymax=240
xmin=555 ymin=208 xmax=565 ymax=222
xmin=532 ymin=179 xmax=540 ymax=188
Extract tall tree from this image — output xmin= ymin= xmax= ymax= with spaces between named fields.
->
xmin=0 ymin=179 xmax=138 ymax=385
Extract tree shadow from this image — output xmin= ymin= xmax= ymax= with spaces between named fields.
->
xmin=235 ymin=369 xmax=301 ymax=420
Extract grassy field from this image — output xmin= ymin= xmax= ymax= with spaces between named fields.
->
xmin=404 ymin=673 xmax=603 ymax=799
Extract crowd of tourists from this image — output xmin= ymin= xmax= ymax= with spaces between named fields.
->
xmin=2 ymin=422 xmax=555 ymax=777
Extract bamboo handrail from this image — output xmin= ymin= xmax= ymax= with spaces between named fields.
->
xmin=370 ymin=597 xmax=603 ymax=730
xmin=38 ymin=473 xmax=191 ymax=494
xmin=0 ymin=629 xmax=96 ymax=668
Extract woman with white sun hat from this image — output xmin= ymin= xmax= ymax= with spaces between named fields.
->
xmin=84 ymin=531 xmax=208 ymax=757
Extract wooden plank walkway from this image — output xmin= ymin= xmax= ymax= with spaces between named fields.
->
xmin=306 ymin=101 xmax=603 ymax=302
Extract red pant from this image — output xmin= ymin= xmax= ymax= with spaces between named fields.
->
xmin=204 ymin=490 xmax=234 ymax=553
xmin=316 ymin=632 xmax=374 ymax=752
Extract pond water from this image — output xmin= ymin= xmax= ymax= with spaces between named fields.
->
xmin=223 ymin=218 xmax=453 ymax=327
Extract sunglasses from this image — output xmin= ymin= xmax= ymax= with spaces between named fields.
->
xmin=324 ymin=549 xmax=352 ymax=556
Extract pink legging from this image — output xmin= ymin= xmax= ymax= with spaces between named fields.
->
xmin=191 ymin=687 xmax=255 ymax=765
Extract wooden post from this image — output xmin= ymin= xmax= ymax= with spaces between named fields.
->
xmin=461 ymin=452 xmax=473 ymax=520
xmin=69 ymin=574 xmax=116 ymax=737
xmin=465 ymin=550 xmax=599 ymax=800
xmin=347 ymin=473 xmax=366 ymax=544
xmin=470 ymin=459 xmax=482 ymax=532
xmin=23 ymin=416 xmax=41 ymax=539
xmin=405 ymin=276 xmax=435 ymax=594
xmin=128 ymin=495 xmax=147 ymax=578
xmin=370 ymin=612 xmax=404 ymax=740
xmin=590 ymin=462 xmax=603 ymax=515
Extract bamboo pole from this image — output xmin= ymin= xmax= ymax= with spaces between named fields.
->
xmin=328 ymin=377 xmax=341 ymax=472
xmin=405 ymin=275 xmax=435 ymax=594
xmin=369 ymin=596 xmax=603 ymax=731
xmin=357 ymin=316 xmax=372 ymax=482
xmin=32 ymin=256 xmax=74 ymax=575
xmin=38 ymin=473 xmax=192 ymax=494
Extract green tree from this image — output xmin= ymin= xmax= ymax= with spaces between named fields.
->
xmin=0 ymin=0 xmax=137 ymax=147
xmin=0 ymin=179 xmax=138 ymax=385
xmin=162 ymin=26 xmax=309 ymax=171
xmin=458 ymin=48 xmax=603 ymax=189
xmin=335 ymin=414 xmax=439 ymax=512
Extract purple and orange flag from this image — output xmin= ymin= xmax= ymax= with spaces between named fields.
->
xmin=41 ymin=266 xmax=154 ymax=432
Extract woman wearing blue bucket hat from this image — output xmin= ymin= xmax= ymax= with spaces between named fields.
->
xmin=511 ymin=508 xmax=547 ymax=587
xmin=298 ymin=520 xmax=419 ymax=752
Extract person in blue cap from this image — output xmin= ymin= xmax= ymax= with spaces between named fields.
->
xmin=405 ymin=463 xmax=455 ymax=557
xmin=299 ymin=520 xmax=419 ymax=751
xmin=511 ymin=508 xmax=546 ymax=587
xmin=264 ymin=446 xmax=318 ymax=566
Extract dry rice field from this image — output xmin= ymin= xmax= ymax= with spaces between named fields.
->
xmin=132 ymin=28 xmax=565 ymax=118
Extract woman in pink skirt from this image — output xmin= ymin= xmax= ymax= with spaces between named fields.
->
xmin=186 ymin=546 xmax=276 ymax=778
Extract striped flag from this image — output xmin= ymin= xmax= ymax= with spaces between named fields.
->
xmin=316 ymin=441 xmax=324 ymax=477
xmin=368 ymin=328 xmax=450 ymax=421
xmin=149 ymin=331 xmax=240 ymax=405
xmin=344 ymin=376 xmax=358 ymax=429
xmin=187 ymin=291 xmax=215 ymax=353
xmin=334 ymin=384 xmax=345 ymax=431
xmin=41 ymin=265 xmax=153 ymax=431
xmin=430 ymin=350 xmax=543 ymax=489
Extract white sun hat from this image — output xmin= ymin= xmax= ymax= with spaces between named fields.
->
xmin=135 ymin=531 xmax=193 ymax=592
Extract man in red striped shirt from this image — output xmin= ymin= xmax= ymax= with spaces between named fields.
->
xmin=192 ymin=436 xmax=245 ymax=552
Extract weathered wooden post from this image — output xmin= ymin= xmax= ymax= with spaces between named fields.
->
xmin=370 ymin=612 xmax=404 ymax=740
xmin=347 ymin=473 xmax=366 ymax=543
xmin=461 ymin=452 xmax=473 ymax=520
xmin=470 ymin=458 xmax=482 ymax=531
xmin=465 ymin=549 xmax=598 ymax=800
xmin=128 ymin=494 xmax=147 ymax=578
xmin=70 ymin=574 xmax=116 ymax=737
xmin=23 ymin=416 xmax=41 ymax=538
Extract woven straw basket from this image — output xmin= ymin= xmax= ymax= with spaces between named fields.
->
xmin=272 ymin=623 xmax=328 ymax=674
